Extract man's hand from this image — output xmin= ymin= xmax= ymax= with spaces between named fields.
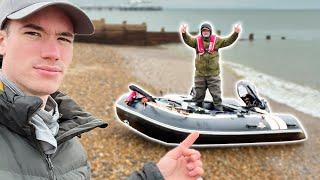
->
xmin=157 ymin=132 xmax=204 ymax=180
xmin=234 ymin=24 xmax=242 ymax=33
xmin=180 ymin=24 xmax=188 ymax=34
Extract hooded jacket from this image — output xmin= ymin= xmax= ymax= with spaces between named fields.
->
xmin=0 ymin=82 xmax=163 ymax=180
xmin=181 ymin=25 xmax=239 ymax=77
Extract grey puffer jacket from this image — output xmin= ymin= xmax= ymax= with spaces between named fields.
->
xmin=0 ymin=83 xmax=163 ymax=180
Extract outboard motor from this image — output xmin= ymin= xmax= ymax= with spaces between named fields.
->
xmin=236 ymin=81 xmax=270 ymax=112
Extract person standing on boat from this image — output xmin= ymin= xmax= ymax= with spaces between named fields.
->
xmin=180 ymin=22 xmax=241 ymax=110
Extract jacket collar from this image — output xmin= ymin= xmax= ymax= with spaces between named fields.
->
xmin=0 ymin=84 xmax=107 ymax=145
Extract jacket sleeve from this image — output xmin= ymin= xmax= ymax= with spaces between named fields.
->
xmin=218 ymin=32 xmax=239 ymax=48
xmin=181 ymin=32 xmax=197 ymax=48
xmin=127 ymin=162 xmax=164 ymax=180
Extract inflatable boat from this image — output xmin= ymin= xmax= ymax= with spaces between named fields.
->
xmin=115 ymin=81 xmax=308 ymax=147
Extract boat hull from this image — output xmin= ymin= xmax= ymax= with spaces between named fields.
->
xmin=115 ymin=94 xmax=307 ymax=147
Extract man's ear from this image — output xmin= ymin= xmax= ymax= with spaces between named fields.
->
xmin=0 ymin=30 xmax=7 ymax=56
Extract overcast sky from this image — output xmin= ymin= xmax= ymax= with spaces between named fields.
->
xmin=71 ymin=0 xmax=320 ymax=9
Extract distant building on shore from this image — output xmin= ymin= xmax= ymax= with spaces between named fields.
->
xmin=80 ymin=6 xmax=162 ymax=11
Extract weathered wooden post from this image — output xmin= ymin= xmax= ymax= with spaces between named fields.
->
xmin=123 ymin=21 xmax=128 ymax=43
xmin=249 ymin=33 xmax=254 ymax=41
xmin=161 ymin=27 xmax=166 ymax=44
xmin=266 ymin=35 xmax=271 ymax=40
xmin=92 ymin=18 xmax=106 ymax=32
xmin=142 ymin=22 xmax=147 ymax=45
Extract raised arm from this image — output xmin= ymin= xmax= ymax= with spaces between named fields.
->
xmin=180 ymin=24 xmax=197 ymax=48
xmin=218 ymin=24 xmax=241 ymax=48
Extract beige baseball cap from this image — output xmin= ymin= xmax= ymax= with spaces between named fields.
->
xmin=0 ymin=0 xmax=94 ymax=35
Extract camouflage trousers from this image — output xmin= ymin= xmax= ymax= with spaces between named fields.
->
xmin=191 ymin=76 xmax=222 ymax=106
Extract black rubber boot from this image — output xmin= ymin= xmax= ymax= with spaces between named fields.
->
xmin=196 ymin=102 xmax=203 ymax=108
xmin=214 ymin=105 xmax=223 ymax=111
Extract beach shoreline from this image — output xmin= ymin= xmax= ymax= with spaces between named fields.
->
xmin=60 ymin=42 xmax=319 ymax=179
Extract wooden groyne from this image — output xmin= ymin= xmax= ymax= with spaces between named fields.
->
xmin=75 ymin=19 xmax=286 ymax=46
xmin=75 ymin=19 xmax=181 ymax=46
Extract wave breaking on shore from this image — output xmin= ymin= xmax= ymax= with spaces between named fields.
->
xmin=224 ymin=61 xmax=320 ymax=118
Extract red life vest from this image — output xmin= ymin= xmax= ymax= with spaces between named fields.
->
xmin=196 ymin=35 xmax=217 ymax=55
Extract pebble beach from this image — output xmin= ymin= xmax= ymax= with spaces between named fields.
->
xmin=59 ymin=43 xmax=320 ymax=179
